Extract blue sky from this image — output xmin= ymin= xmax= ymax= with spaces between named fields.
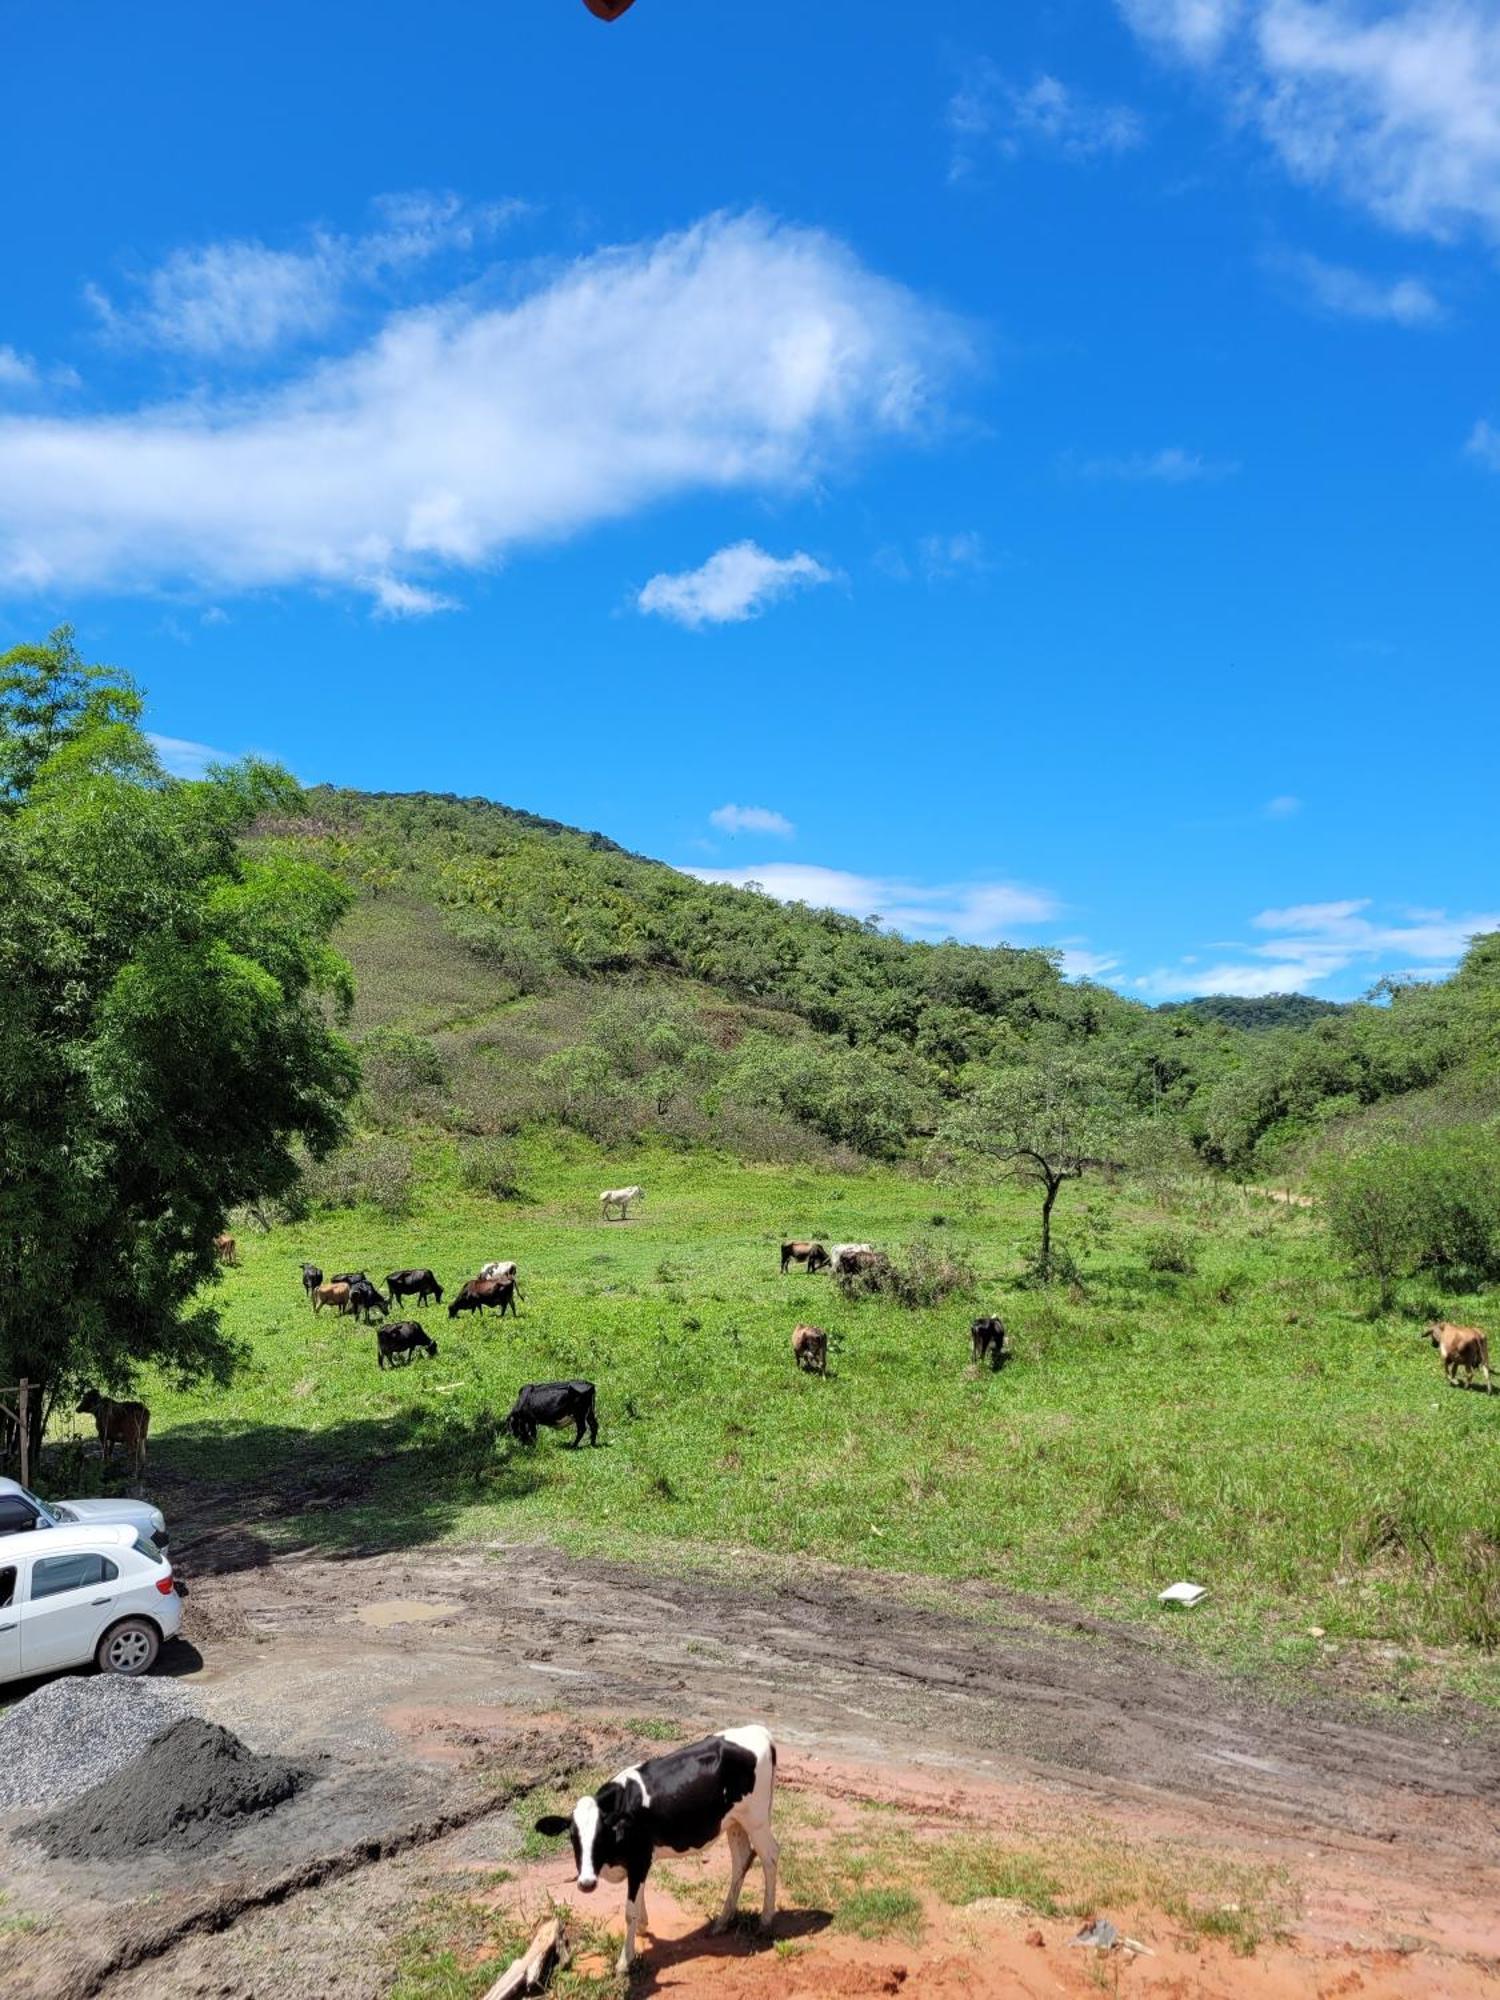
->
xmin=2 ymin=0 xmax=1497 ymax=999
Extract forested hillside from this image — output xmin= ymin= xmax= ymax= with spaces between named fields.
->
xmin=258 ymin=788 xmax=1500 ymax=1188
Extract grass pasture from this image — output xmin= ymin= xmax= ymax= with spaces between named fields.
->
xmin=135 ymin=1141 xmax=1500 ymax=1694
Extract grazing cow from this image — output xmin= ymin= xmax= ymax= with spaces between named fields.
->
xmin=830 ymin=1243 xmax=880 ymax=1276
xmin=377 ymin=1322 xmax=438 ymax=1369
xmin=331 ymin=1271 xmax=368 ymax=1287
xmin=300 ymin=1262 xmax=323 ymax=1305
xmin=76 ymin=1389 xmax=150 ymax=1477
xmin=535 ymin=1726 xmax=777 ymax=1974
xmin=970 ymin=1316 xmax=1008 ymax=1372
xmin=479 ymin=1260 xmax=517 ymax=1283
xmin=449 ymin=1276 xmax=518 ymax=1320
xmin=213 ymin=1233 xmax=238 ymax=1266
xmin=313 ymin=1281 xmax=352 ymax=1316
xmin=504 ymin=1380 xmax=598 ymax=1447
xmin=600 ymin=1185 xmax=645 ymax=1221
xmin=780 ymin=1241 xmax=830 ymax=1275
xmin=386 ymin=1267 xmax=444 ymax=1307
xmin=347 ymin=1278 xmax=390 ymax=1323
xmin=791 ymin=1324 xmax=828 ymax=1375
xmin=1427 ymin=1321 xmax=1493 ymax=1393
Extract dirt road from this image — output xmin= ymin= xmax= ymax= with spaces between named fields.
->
xmin=2 ymin=1539 xmax=1497 ymax=1998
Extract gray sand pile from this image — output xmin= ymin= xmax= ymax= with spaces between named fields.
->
xmin=23 ymin=1716 xmax=310 ymax=1859
xmin=0 ymin=1676 xmax=190 ymax=1812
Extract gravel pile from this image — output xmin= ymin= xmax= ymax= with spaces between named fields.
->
xmin=23 ymin=1717 xmax=310 ymax=1860
xmin=0 ymin=1676 xmax=191 ymax=1813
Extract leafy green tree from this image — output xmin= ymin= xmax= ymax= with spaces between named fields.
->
xmin=0 ymin=635 xmax=358 ymax=1463
xmin=1318 ymin=1142 xmax=1425 ymax=1309
xmin=941 ymin=1050 xmax=1129 ymax=1278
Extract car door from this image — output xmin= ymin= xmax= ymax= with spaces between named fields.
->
xmin=18 ymin=1550 xmax=122 ymax=1673
xmin=0 ymin=1564 xmax=19 ymax=1681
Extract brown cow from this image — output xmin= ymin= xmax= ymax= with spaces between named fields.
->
xmin=780 ymin=1241 xmax=830 ymax=1275
xmin=214 ymin=1233 xmax=238 ymax=1266
xmin=1427 ymin=1321 xmax=1493 ymax=1393
xmin=792 ymin=1324 xmax=828 ymax=1376
xmin=76 ymin=1389 xmax=150 ymax=1477
xmin=449 ymin=1277 xmax=518 ymax=1320
xmin=313 ymin=1281 xmax=352 ymax=1315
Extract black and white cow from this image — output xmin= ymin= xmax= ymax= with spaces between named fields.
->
xmin=535 ymin=1726 xmax=778 ymax=1973
xmin=503 ymin=1380 xmax=598 ymax=1448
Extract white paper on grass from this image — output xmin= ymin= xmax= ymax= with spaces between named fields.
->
xmin=1157 ymin=1581 xmax=1207 ymax=1607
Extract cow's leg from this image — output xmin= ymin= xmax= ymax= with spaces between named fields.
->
xmin=587 ymin=1401 xmax=599 ymax=1445
xmin=618 ymin=1866 xmax=650 ymax=1972
xmin=570 ymin=1416 xmax=586 ymax=1448
xmin=711 ymin=1822 xmax=754 ymax=1932
xmin=749 ymin=1820 xmax=779 ymax=1931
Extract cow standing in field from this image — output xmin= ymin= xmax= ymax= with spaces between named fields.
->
xmin=780 ymin=1241 xmax=830 ymax=1275
xmin=791 ymin=1324 xmax=828 ymax=1375
xmin=1427 ymin=1321 xmax=1493 ymax=1392
xmin=970 ymin=1316 xmax=1008 ymax=1371
xmin=378 ymin=1322 xmax=438 ymax=1368
xmin=831 ymin=1243 xmax=882 ymax=1277
xmin=601 ymin=1185 xmax=644 ymax=1221
xmin=313 ymin=1281 xmax=352 ymax=1315
xmin=347 ymin=1278 xmax=390 ymax=1323
xmin=214 ymin=1233 xmax=238 ymax=1266
xmin=534 ymin=1726 xmax=778 ymax=1974
xmin=504 ymin=1380 xmax=599 ymax=1447
xmin=300 ymin=1262 xmax=323 ymax=1305
xmin=479 ymin=1260 xmax=517 ymax=1283
xmin=386 ymin=1268 xmax=443 ymax=1307
xmin=76 ymin=1389 xmax=151 ymax=1478
xmin=449 ymin=1277 xmax=518 ymax=1320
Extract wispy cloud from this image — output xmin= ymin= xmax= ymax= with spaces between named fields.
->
xmin=147 ymin=731 xmax=235 ymax=778
xmin=1467 ymin=417 xmax=1500 ymax=468
xmin=684 ymin=860 xmax=1058 ymax=945
xmin=950 ymin=61 xmax=1144 ymax=176
xmin=1137 ymin=896 xmax=1500 ymax=996
xmin=0 ymin=213 xmax=961 ymax=613
xmin=1067 ymin=446 xmax=1240 ymax=482
xmin=1121 ymin=0 xmax=1500 ymax=245
xmin=709 ymin=803 xmax=796 ymax=838
xmin=85 ymin=192 xmax=524 ymax=360
xmin=918 ymin=529 xmax=989 ymax=580
xmin=638 ymin=542 xmax=837 ymax=629
xmin=0 ymin=346 xmax=40 ymax=391
xmin=1263 ymin=793 xmax=1302 ymax=818
xmin=1270 ymin=248 xmax=1444 ymax=323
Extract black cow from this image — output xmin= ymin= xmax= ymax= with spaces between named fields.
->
xmin=449 ymin=1277 xmax=517 ymax=1320
xmin=331 ymin=1270 xmax=368 ymax=1286
xmin=504 ymin=1380 xmax=598 ymax=1448
xmin=347 ymin=1277 xmax=390 ymax=1324
xmin=970 ymin=1316 xmax=1008 ymax=1371
xmin=386 ymin=1267 xmax=444 ymax=1307
xmin=535 ymin=1726 xmax=778 ymax=1974
xmin=300 ymin=1262 xmax=323 ymax=1306
xmin=378 ymin=1322 xmax=438 ymax=1368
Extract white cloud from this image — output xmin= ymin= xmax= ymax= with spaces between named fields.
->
xmin=1058 ymin=945 xmax=1122 ymax=979
xmin=1263 ymin=793 xmax=1302 ymax=817
xmin=638 ymin=541 xmax=837 ymax=628
xmin=0 ymin=346 xmax=39 ymax=391
xmin=1068 ymin=446 xmax=1240 ymax=481
xmin=86 ymin=193 xmax=524 ymax=360
xmin=684 ymin=860 xmax=1058 ymax=944
xmin=1122 ymin=0 xmax=1500 ymax=244
xmin=918 ymin=529 xmax=989 ymax=579
xmin=950 ymin=62 xmax=1144 ymax=175
xmin=0 ymin=213 xmax=960 ymax=613
xmin=1467 ymin=417 xmax=1500 ymax=467
xmin=146 ymin=731 xmax=234 ymax=778
xmin=709 ymin=803 xmax=796 ymax=838
xmin=1272 ymin=249 xmax=1444 ymax=323
xmin=1137 ymin=896 xmax=1500 ymax=995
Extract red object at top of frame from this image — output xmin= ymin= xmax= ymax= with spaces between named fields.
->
xmin=582 ymin=0 xmax=637 ymax=19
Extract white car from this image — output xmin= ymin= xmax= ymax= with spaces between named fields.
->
xmin=0 ymin=1522 xmax=182 ymax=1685
xmin=0 ymin=1475 xmax=168 ymax=1553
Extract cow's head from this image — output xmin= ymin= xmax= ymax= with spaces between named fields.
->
xmin=419 ymin=1335 xmax=438 ymax=1357
xmin=505 ymin=1410 xmax=539 ymax=1447
xmin=76 ymin=1388 xmax=102 ymax=1416
xmin=535 ymin=1781 xmax=636 ymax=1889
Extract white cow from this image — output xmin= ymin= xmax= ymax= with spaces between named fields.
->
xmin=479 ymin=1260 xmax=517 ymax=1282
xmin=600 ymin=1185 xmax=645 ymax=1221
xmin=829 ymin=1242 xmax=876 ymax=1275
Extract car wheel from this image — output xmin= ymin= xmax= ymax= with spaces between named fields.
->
xmin=97 ymin=1617 xmax=160 ymax=1677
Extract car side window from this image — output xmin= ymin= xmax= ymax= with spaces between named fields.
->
xmin=29 ymin=1553 xmax=119 ymax=1600
xmin=0 ymin=1496 xmax=38 ymax=1534
xmin=0 ymin=1565 xmax=15 ymax=1609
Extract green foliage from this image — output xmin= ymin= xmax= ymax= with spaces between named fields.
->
xmin=0 ymin=633 xmax=357 ymax=1451
xmin=1141 ymin=1226 xmax=1200 ymax=1276
xmin=1320 ymin=1125 xmax=1500 ymax=1303
xmin=837 ymin=1237 xmax=977 ymax=1308
xmin=456 ymin=1138 xmax=530 ymax=1202
xmin=301 ymin=1138 xmax=417 ymax=1219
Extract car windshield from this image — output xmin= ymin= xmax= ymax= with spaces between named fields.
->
xmin=19 ymin=1488 xmax=61 ymax=1528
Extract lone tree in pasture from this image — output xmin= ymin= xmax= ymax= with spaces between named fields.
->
xmin=941 ymin=1050 xmax=1128 ymax=1280
xmin=0 ymin=629 xmax=359 ymax=1467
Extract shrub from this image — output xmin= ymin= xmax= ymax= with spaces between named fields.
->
xmin=301 ymin=1138 xmax=416 ymax=1218
xmin=838 ymin=1238 xmax=976 ymax=1308
xmin=1141 ymin=1225 xmax=1200 ymax=1275
xmin=457 ymin=1139 xmax=530 ymax=1202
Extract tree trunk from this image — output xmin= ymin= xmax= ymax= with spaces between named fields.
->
xmin=1041 ymin=1176 xmax=1060 ymax=1279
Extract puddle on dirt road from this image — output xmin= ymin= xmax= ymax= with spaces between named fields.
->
xmin=353 ymin=1599 xmax=463 ymax=1628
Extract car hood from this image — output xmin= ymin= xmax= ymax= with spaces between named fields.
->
xmin=51 ymin=1496 xmax=167 ymax=1537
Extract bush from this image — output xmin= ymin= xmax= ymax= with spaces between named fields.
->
xmin=457 ymin=1139 xmax=530 ymax=1202
xmin=1320 ymin=1126 xmax=1500 ymax=1304
xmin=1141 ymin=1226 xmax=1200 ymax=1275
xmin=300 ymin=1139 xmax=416 ymax=1218
xmin=838 ymin=1238 xmax=976 ymax=1308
